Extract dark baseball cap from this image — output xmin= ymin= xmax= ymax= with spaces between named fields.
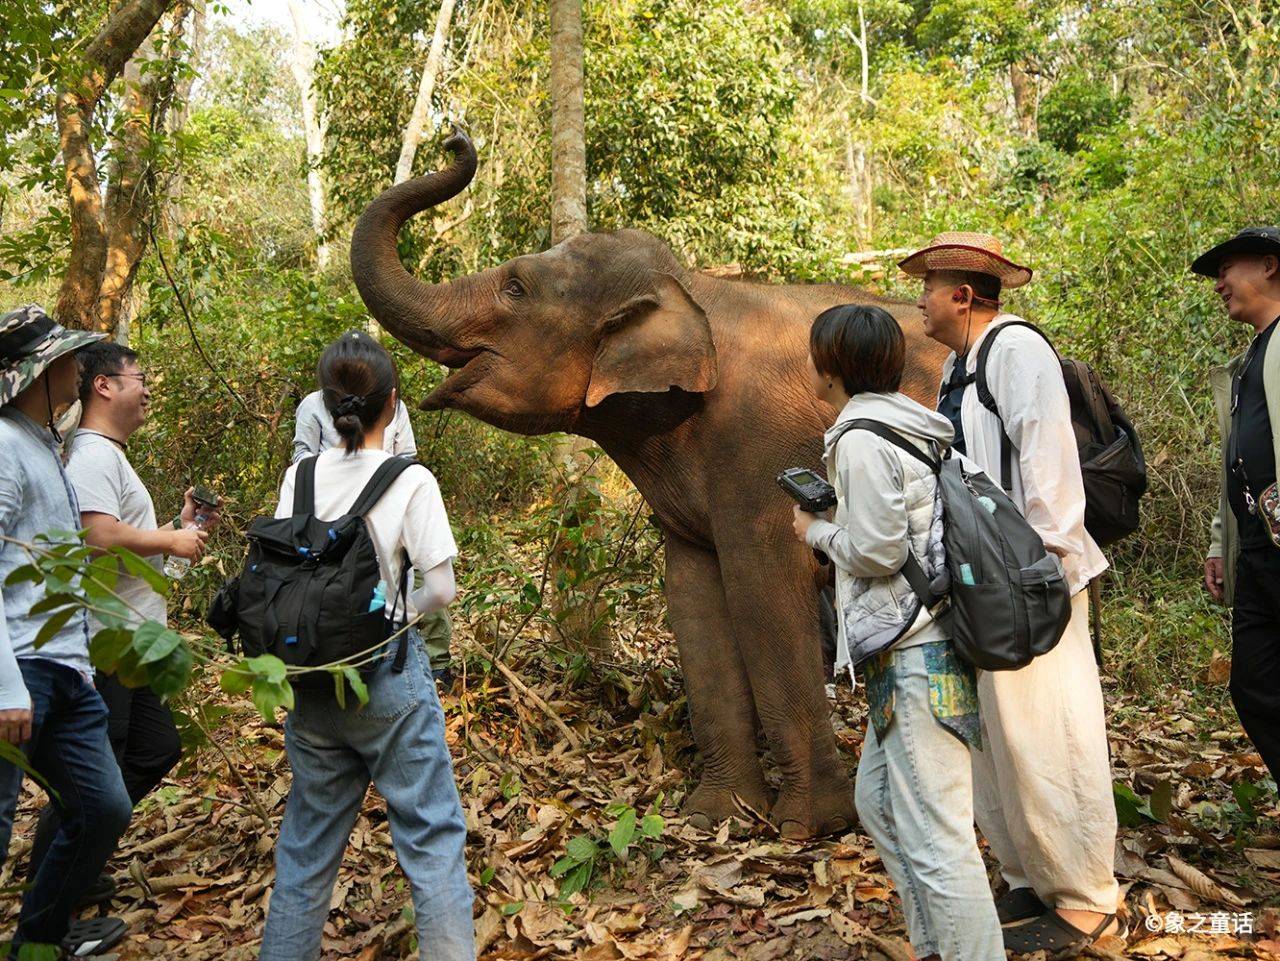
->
xmin=1191 ymin=226 xmax=1280 ymax=278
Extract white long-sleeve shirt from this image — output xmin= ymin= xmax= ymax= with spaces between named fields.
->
xmin=940 ymin=314 xmax=1107 ymax=595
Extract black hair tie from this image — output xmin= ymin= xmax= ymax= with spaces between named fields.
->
xmin=334 ymin=394 xmax=365 ymax=417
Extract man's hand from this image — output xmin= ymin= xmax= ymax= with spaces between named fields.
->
xmin=180 ymin=487 xmax=223 ymax=533
xmin=0 ymin=707 xmax=32 ymax=745
xmin=168 ymin=526 xmax=209 ymax=561
xmin=792 ymin=504 xmax=819 ymax=543
xmin=1204 ymin=555 xmax=1225 ymax=602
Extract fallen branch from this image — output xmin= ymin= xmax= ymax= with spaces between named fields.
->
xmin=458 ymin=634 xmax=583 ymax=749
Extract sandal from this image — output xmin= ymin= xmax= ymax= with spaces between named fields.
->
xmin=1003 ymin=911 xmax=1124 ymax=960
xmin=62 ymin=917 xmax=127 ymax=958
xmin=996 ymin=887 xmax=1047 ymax=924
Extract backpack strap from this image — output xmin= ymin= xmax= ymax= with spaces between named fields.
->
xmin=390 ymin=548 xmax=412 ymax=674
xmin=833 ymin=419 xmax=945 ymax=608
xmin=838 ymin=418 xmax=941 ymax=473
xmin=349 ymin=456 xmax=420 ymax=517
xmin=293 ymin=455 xmax=319 ymax=516
xmin=973 ymin=320 xmax=1058 ymax=495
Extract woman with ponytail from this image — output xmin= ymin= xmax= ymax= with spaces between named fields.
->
xmin=260 ymin=330 xmax=474 ymax=960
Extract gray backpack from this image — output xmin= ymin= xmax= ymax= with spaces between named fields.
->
xmin=843 ymin=420 xmax=1073 ymax=670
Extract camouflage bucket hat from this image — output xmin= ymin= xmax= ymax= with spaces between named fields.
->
xmin=0 ymin=304 xmax=106 ymax=407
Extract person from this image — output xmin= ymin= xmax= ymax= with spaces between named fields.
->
xmin=292 ymin=340 xmax=455 ymax=686
xmin=27 ymin=341 xmax=222 ymax=904
xmin=901 ymin=233 xmax=1121 ymax=953
xmin=792 ymin=305 xmax=1001 ymax=961
xmin=1196 ymin=226 xmax=1280 ymax=785
xmin=0 ymin=305 xmax=132 ymax=957
xmin=260 ymin=331 xmax=474 ymax=961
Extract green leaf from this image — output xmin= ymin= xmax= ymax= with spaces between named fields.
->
xmin=640 ymin=814 xmax=665 ymax=839
xmin=565 ymin=834 xmax=598 ymax=864
xmin=558 ymin=860 xmax=593 ymax=898
xmin=244 ymin=654 xmax=287 ymax=684
xmin=133 ymin=622 xmax=183 ymax=665
xmin=608 ymin=807 xmax=637 ymax=857
xmin=332 ymin=668 xmax=346 ymax=710
xmin=1112 ymin=781 xmax=1154 ymax=828
xmin=251 ymin=677 xmax=292 ymax=722
xmin=479 ymin=866 xmax=495 ymax=886
xmin=342 ymin=667 xmax=368 ymax=707
xmin=0 ymin=742 xmax=58 ymax=802
xmin=146 ymin=643 xmax=194 ymax=699
xmin=32 ymin=607 xmax=76 ymax=649
xmin=4 ymin=564 xmax=40 ymax=586
xmin=500 ymin=901 xmax=524 ymax=916
xmin=27 ymin=592 xmax=77 ymax=616
xmin=220 ymin=663 xmax=253 ymax=695
xmin=550 ymin=855 xmax=577 ymax=878
xmin=109 ymin=547 xmax=170 ymax=596
xmin=17 ymin=942 xmax=63 ymax=961
xmin=89 ymin=628 xmax=133 ymax=673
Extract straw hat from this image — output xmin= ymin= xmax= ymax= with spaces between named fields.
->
xmin=897 ymin=232 xmax=1033 ymax=289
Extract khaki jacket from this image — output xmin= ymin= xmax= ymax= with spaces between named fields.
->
xmin=1208 ymin=326 xmax=1280 ymax=604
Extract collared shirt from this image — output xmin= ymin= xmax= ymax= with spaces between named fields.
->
xmin=938 ymin=314 xmax=1108 ymax=595
xmin=1227 ymin=317 xmax=1279 ymax=551
xmin=0 ymin=406 xmax=93 ymax=710
xmin=291 ymin=390 xmax=416 ymax=463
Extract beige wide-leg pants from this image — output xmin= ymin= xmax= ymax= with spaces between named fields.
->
xmin=971 ymin=590 xmax=1120 ymax=914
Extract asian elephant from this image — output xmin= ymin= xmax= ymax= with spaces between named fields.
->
xmin=350 ymin=131 xmax=948 ymax=839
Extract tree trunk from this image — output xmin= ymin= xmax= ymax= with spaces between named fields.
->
xmin=549 ymin=0 xmax=586 ymax=244
xmin=55 ymin=0 xmax=179 ymax=332
xmin=287 ymin=0 xmax=331 ymax=270
xmin=1009 ymin=61 xmax=1037 ymax=138
xmin=395 ymin=0 xmax=457 ymax=185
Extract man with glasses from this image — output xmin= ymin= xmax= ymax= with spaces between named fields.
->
xmin=28 ymin=341 xmax=221 ymax=906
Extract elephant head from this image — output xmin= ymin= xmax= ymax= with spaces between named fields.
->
xmin=350 ymin=131 xmax=718 ymax=436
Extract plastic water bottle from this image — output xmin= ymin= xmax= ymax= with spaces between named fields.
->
xmin=164 ymin=509 xmax=210 ymax=580
xmin=368 ymin=581 xmax=387 ymax=612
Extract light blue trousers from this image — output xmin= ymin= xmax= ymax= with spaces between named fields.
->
xmin=259 ymin=637 xmax=474 ymax=961
xmin=854 ymin=644 xmax=1003 ymax=961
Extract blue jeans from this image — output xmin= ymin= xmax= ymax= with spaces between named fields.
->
xmin=0 ymin=658 xmax=132 ymax=948
xmin=854 ymin=644 xmax=1003 ymax=961
xmin=260 ymin=637 xmax=474 ymax=961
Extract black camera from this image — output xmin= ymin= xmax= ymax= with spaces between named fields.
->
xmin=776 ymin=468 xmax=836 ymax=513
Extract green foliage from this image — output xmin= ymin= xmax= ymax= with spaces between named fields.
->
xmin=550 ymin=799 xmax=666 ymax=901
xmin=1038 ymin=70 xmax=1130 ymax=153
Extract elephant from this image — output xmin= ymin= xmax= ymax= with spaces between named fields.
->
xmin=350 ymin=131 xmax=948 ymax=839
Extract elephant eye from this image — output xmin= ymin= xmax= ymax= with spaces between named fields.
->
xmin=502 ymin=277 xmax=525 ymax=297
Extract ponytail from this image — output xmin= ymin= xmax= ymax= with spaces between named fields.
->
xmin=317 ymin=331 xmax=398 ymax=455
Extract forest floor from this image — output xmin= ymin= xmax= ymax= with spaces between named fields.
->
xmin=2 ymin=618 xmax=1279 ymax=961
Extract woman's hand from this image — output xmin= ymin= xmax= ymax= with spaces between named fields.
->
xmin=792 ymin=504 xmax=819 ymax=543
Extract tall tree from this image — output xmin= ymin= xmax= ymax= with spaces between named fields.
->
xmin=395 ymin=0 xmax=457 ymax=185
xmin=549 ymin=0 xmax=586 ymax=243
xmin=287 ymin=0 xmax=331 ymax=269
xmin=56 ymin=0 xmax=186 ymax=333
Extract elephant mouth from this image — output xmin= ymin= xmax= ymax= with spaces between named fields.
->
xmin=420 ymin=344 xmax=498 ymax=410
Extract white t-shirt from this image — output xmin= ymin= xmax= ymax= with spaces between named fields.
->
xmin=66 ymin=429 xmax=168 ymax=629
xmin=275 ymin=449 xmax=457 ymax=621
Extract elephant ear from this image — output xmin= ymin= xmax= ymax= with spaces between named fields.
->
xmin=585 ymin=272 xmax=718 ymax=408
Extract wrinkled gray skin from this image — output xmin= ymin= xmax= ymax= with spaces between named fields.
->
xmin=350 ymin=132 xmax=947 ymax=838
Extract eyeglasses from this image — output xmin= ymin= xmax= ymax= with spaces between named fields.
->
xmin=106 ymin=372 xmax=148 ymax=387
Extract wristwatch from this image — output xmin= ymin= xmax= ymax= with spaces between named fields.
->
xmin=171 ymin=515 xmax=183 ymax=530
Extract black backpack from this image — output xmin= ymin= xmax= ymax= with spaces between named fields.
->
xmin=965 ymin=321 xmax=1147 ymax=547
xmin=208 ymin=456 xmax=416 ymax=689
xmin=838 ymin=419 xmax=1073 ymax=671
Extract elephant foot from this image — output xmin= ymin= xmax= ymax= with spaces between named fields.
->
xmin=682 ymin=778 xmax=770 ymax=831
xmin=770 ymin=774 xmax=857 ymax=840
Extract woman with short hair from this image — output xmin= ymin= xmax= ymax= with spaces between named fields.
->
xmin=792 ymin=305 xmax=1000 ymax=961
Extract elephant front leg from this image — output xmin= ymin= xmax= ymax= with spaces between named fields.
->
xmin=665 ymin=535 xmax=770 ymax=825
xmin=718 ymin=543 xmax=856 ymax=840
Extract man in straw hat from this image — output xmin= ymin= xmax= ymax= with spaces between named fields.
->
xmin=1194 ymin=227 xmax=1280 ymax=786
xmin=899 ymin=235 xmax=1120 ymax=953
xmin=0 ymin=305 xmax=133 ymax=957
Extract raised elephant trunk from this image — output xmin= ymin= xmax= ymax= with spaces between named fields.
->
xmin=349 ymin=130 xmax=478 ymax=350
